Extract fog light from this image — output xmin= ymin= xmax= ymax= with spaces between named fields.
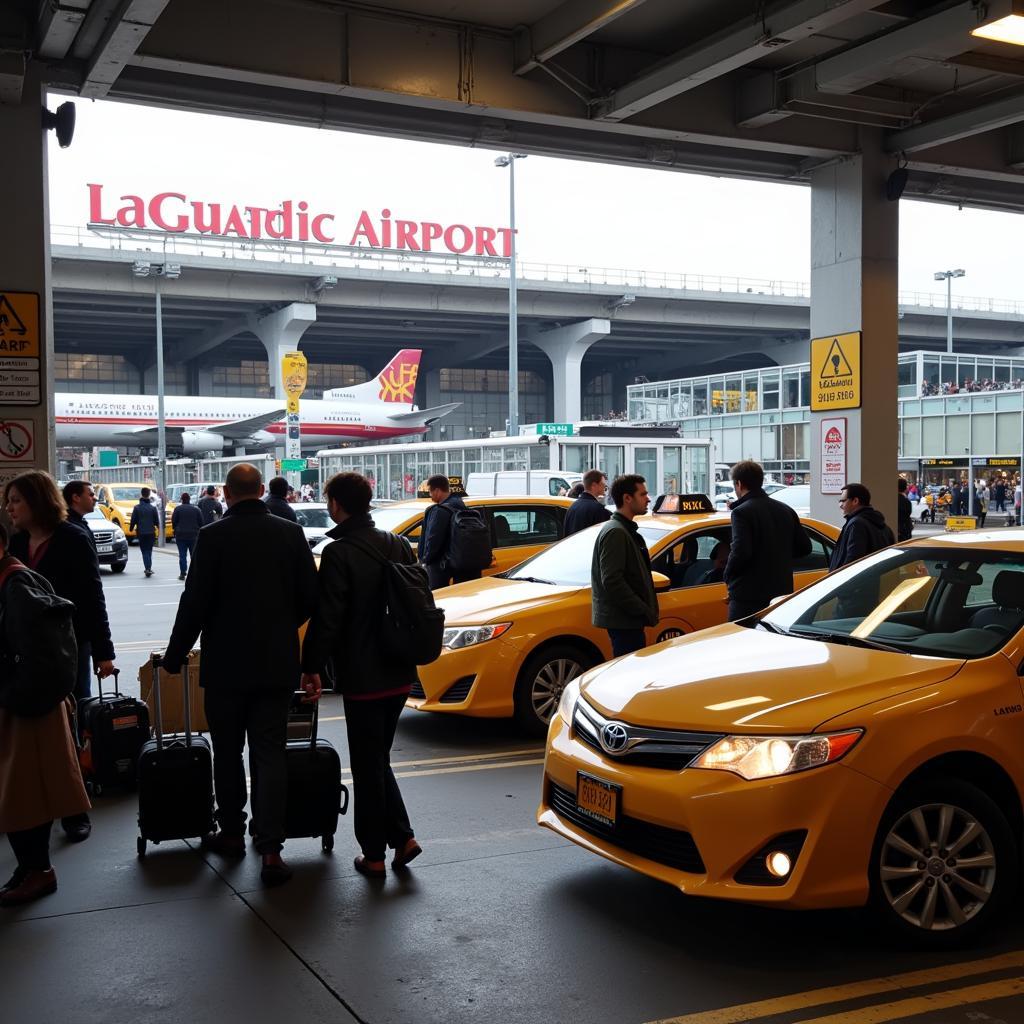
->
xmin=766 ymin=851 xmax=792 ymax=878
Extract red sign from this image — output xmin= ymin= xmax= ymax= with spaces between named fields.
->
xmin=87 ymin=184 xmax=515 ymax=256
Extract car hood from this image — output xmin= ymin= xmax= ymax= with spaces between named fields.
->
xmin=435 ymin=577 xmax=583 ymax=625
xmin=580 ymin=623 xmax=964 ymax=733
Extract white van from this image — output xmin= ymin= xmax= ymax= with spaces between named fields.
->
xmin=465 ymin=470 xmax=582 ymax=497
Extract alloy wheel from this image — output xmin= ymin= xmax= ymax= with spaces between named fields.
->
xmin=530 ymin=658 xmax=583 ymax=724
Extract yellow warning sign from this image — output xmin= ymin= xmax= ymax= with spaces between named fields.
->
xmin=0 ymin=292 xmax=40 ymax=358
xmin=810 ymin=331 xmax=861 ymax=411
xmin=281 ymin=351 xmax=307 ymax=415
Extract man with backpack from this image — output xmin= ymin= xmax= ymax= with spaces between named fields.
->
xmin=302 ymin=472 xmax=435 ymax=879
xmin=418 ymin=475 xmax=492 ymax=590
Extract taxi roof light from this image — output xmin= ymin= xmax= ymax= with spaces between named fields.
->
xmin=652 ymin=493 xmax=715 ymax=515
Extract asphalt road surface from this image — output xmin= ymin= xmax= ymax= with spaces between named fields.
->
xmin=3 ymin=542 xmax=1024 ymax=1024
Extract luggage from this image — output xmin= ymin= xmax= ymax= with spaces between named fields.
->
xmin=136 ymin=653 xmax=214 ymax=858
xmin=77 ymin=668 xmax=150 ymax=795
xmin=249 ymin=694 xmax=349 ymax=852
xmin=447 ymin=506 xmax=493 ymax=574
xmin=138 ymin=650 xmax=208 ymax=733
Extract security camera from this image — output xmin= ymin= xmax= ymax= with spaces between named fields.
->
xmin=42 ymin=101 xmax=76 ymax=148
xmin=312 ymin=275 xmax=338 ymax=291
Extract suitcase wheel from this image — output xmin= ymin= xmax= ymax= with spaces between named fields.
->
xmin=322 ymin=835 xmax=334 ymax=854
xmin=137 ymin=837 xmax=146 ymax=858
xmin=86 ymin=780 xmax=103 ymax=797
xmin=248 ymin=820 xmax=255 ymax=838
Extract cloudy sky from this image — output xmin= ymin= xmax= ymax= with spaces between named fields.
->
xmin=47 ymin=97 xmax=1023 ymax=303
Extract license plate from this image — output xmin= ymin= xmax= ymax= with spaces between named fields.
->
xmin=97 ymin=544 xmax=113 ymax=553
xmin=576 ymin=772 xmax=620 ymax=828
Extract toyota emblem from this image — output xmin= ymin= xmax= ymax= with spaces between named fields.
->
xmin=600 ymin=722 xmax=629 ymax=753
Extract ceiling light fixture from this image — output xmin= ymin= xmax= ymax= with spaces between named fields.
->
xmin=972 ymin=3 xmax=1024 ymax=46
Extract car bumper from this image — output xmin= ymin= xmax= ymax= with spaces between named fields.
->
xmin=537 ymin=711 xmax=889 ymax=910
xmin=95 ymin=540 xmax=129 ymax=566
xmin=407 ymin=637 xmax=523 ymax=717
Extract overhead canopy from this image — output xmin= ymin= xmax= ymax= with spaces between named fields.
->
xmin=4 ymin=0 xmax=1024 ymax=211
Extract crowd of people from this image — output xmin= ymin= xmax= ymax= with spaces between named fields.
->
xmin=907 ymin=475 xmax=1023 ymax=526
xmin=920 ymin=377 xmax=1024 ymax=396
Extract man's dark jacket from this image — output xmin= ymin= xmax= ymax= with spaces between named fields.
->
xmin=563 ymin=492 xmax=611 ymax=537
xmin=265 ymin=494 xmax=298 ymax=522
xmin=419 ymin=494 xmax=467 ymax=568
xmin=302 ymin=514 xmax=418 ymax=697
xmin=65 ymin=508 xmax=96 ymax=549
xmin=724 ymin=489 xmax=811 ymax=609
xmin=10 ymin=521 xmax=115 ymax=662
xmin=897 ymin=493 xmax=913 ymax=542
xmin=197 ymin=495 xmax=222 ymax=526
xmin=829 ymin=506 xmax=895 ymax=570
xmin=130 ymin=498 xmax=160 ymax=539
xmin=163 ymin=499 xmax=317 ymax=690
xmin=171 ymin=502 xmax=204 ymax=540
xmin=591 ymin=512 xmax=659 ymax=630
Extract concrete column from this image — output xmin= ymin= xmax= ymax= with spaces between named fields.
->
xmin=809 ymin=139 xmax=899 ymax=528
xmin=530 ymin=318 xmax=611 ymax=424
xmin=760 ymin=335 xmax=809 ymax=368
xmin=251 ymin=303 xmax=316 ymax=398
xmin=0 ymin=67 xmax=54 ymax=478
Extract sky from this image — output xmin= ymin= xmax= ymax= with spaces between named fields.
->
xmin=46 ymin=97 xmax=1024 ymax=303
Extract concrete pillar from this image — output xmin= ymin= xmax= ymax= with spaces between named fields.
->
xmin=760 ymin=335 xmax=809 ymax=367
xmin=0 ymin=66 xmax=55 ymax=478
xmin=809 ymin=139 xmax=898 ymax=528
xmin=530 ymin=319 xmax=611 ymax=424
xmin=251 ymin=303 xmax=316 ymax=398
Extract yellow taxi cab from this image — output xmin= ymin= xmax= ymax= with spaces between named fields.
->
xmin=411 ymin=495 xmax=839 ymax=735
xmin=539 ymin=529 xmax=1024 ymax=944
xmin=318 ymin=495 xmax=573 ymax=577
xmin=95 ymin=481 xmax=174 ymax=540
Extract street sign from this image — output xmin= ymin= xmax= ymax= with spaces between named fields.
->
xmin=946 ymin=516 xmax=977 ymax=532
xmin=810 ymin=331 xmax=861 ymax=411
xmin=0 ymin=419 xmax=34 ymax=462
xmin=281 ymin=458 xmax=305 ymax=471
xmin=536 ymin=422 xmax=574 ymax=436
xmin=820 ymin=417 xmax=847 ymax=494
xmin=0 ymin=291 xmax=41 ymax=406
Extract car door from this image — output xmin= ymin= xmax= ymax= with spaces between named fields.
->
xmin=793 ymin=526 xmax=836 ymax=590
xmin=486 ymin=504 xmax=565 ymax=575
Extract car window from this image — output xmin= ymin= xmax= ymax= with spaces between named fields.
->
xmin=491 ymin=507 xmax=562 ymax=548
xmin=549 ymin=478 xmax=571 ymax=496
xmin=793 ymin=528 xmax=834 ymax=572
xmin=294 ymin=508 xmax=331 ymax=529
xmin=651 ymin=527 xmax=731 ymax=589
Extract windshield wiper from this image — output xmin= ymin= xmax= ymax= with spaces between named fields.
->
xmin=755 ymin=619 xmax=790 ymax=636
xmin=511 ymin=576 xmax=557 ymax=585
xmin=789 ymin=629 xmax=903 ymax=654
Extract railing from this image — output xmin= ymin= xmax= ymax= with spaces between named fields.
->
xmin=49 ymin=224 xmax=1024 ymax=316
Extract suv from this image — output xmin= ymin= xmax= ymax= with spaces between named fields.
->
xmin=82 ymin=510 xmax=129 ymax=572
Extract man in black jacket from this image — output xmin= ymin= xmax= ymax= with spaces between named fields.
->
xmin=62 ymin=480 xmax=97 ymax=547
xmin=724 ymin=460 xmax=811 ymax=621
xmin=129 ymin=488 xmax=161 ymax=577
xmin=265 ymin=476 xmax=298 ymax=522
xmin=170 ymin=492 xmax=204 ymax=579
xmin=163 ymin=463 xmax=318 ymax=886
xmin=563 ymin=469 xmax=611 ymax=537
xmin=197 ymin=485 xmax=223 ymax=526
xmin=897 ymin=478 xmax=914 ymax=543
xmin=830 ymin=482 xmax=895 ymax=570
xmin=419 ymin=475 xmax=478 ymax=590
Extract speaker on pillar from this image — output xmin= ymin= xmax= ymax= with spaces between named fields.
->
xmin=41 ymin=102 xmax=76 ymax=148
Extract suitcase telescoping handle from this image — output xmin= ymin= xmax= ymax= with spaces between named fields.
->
xmin=93 ymin=666 xmax=121 ymax=701
xmin=289 ymin=690 xmax=319 ymax=749
xmin=150 ymin=652 xmax=195 ymax=750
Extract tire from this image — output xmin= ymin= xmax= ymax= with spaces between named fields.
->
xmin=111 ymin=562 xmax=127 ymax=574
xmin=93 ymin=782 xmax=103 ymax=797
xmin=513 ymin=643 xmax=597 ymax=737
xmin=137 ymin=837 xmax=146 ymax=858
xmin=322 ymin=835 xmax=334 ymax=854
xmin=868 ymin=777 xmax=1017 ymax=946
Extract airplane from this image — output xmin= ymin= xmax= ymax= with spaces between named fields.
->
xmin=55 ymin=349 xmax=459 ymax=455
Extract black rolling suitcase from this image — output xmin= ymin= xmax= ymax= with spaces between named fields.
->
xmin=77 ymin=668 xmax=150 ymax=795
xmin=136 ymin=653 xmax=214 ymax=858
xmin=250 ymin=694 xmax=348 ymax=852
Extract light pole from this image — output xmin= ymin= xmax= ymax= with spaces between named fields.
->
xmin=495 ymin=153 xmax=526 ymax=436
xmin=131 ymin=259 xmax=181 ymax=547
xmin=934 ymin=268 xmax=966 ymax=354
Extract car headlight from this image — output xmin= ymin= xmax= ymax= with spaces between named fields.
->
xmin=691 ymin=730 xmax=862 ymax=781
xmin=442 ymin=623 xmax=512 ymax=650
xmin=558 ymin=678 xmax=582 ymax=723
xmin=112 ymin=527 xmax=126 ymax=542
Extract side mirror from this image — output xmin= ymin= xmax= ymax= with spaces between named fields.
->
xmin=652 ymin=571 xmax=672 ymax=594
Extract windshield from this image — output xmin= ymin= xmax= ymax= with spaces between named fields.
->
xmin=84 ymin=511 xmax=107 ymax=521
xmin=109 ymin=485 xmax=152 ymax=502
xmin=762 ymin=546 xmax=1024 ymax=659
xmin=294 ymin=507 xmax=331 ymax=529
xmin=774 ymin=485 xmax=809 ymax=510
xmin=507 ymin=523 xmax=666 ymax=586
xmin=370 ymin=507 xmax=420 ymax=534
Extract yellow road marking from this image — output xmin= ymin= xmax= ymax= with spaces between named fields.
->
xmin=647 ymin=950 xmax=1024 ymax=1024
xmin=794 ymin=974 xmax=1024 ymax=1024
xmin=351 ymin=748 xmax=543 ymax=771
xmin=393 ymin=758 xmax=545 ymax=779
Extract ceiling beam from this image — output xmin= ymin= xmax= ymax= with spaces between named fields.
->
xmin=593 ymin=0 xmax=888 ymax=122
xmin=888 ymin=88 xmax=1024 ymax=152
xmin=81 ymin=0 xmax=170 ymax=98
xmin=164 ymin=315 xmax=250 ymax=366
xmin=514 ymin=0 xmax=648 ymax=75
xmin=36 ymin=1 xmax=90 ymax=60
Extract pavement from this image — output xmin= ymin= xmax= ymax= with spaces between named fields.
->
xmin=4 ymin=544 xmax=1024 ymax=1024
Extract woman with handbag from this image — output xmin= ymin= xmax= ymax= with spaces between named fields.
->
xmin=0 ymin=519 xmax=90 ymax=907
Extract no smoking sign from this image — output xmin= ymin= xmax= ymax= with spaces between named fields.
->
xmin=0 ymin=419 xmax=34 ymax=462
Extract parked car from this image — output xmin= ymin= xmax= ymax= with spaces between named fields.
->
xmin=83 ymin=510 xmax=128 ymax=572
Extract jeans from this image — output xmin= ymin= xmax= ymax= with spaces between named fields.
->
xmin=344 ymin=693 xmax=414 ymax=862
xmin=203 ymin=688 xmax=290 ymax=854
xmin=7 ymin=821 xmax=52 ymax=872
xmin=138 ymin=535 xmax=155 ymax=571
xmin=175 ymin=536 xmax=197 ymax=575
xmin=607 ymin=628 xmax=646 ymax=658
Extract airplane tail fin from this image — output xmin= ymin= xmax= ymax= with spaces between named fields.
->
xmin=326 ymin=348 xmax=422 ymax=407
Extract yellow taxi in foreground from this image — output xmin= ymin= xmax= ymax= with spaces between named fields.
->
xmin=317 ymin=496 xmax=572 ymax=576
xmin=95 ymin=481 xmax=174 ymax=540
xmin=411 ymin=501 xmax=839 ymax=734
xmin=539 ymin=530 xmax=1024 ymax=944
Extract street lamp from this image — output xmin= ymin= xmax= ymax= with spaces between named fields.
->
xmin=495 ymin=152 xmax=527 ymax=436
xmin=934 ymin=268 xmax=966 ymax=354
xmin=131 ymin=259 xmax=182 ymax=547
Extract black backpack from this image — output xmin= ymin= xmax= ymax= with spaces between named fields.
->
xmin=447 ymin=507 xmax=493 ymax=574
xmin=343 ymin=535 xmax=445 ymax=666
xmin=0 ymin=560 xmax=78 ymax=717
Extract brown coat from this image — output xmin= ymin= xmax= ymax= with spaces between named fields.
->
xmin=0 ymin=698 xmax=90 ymax=832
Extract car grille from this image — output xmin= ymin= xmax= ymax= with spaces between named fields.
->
xmin=572 ymin=700 xmax=723 ymax=771
xmin=549 ymin=781 xmax=705 ymax=873
xmin=93 ymin=530 xmax=114 ymax=543
xmin=439 ymin=676 xmax=475 ymax=704
xmin=409 ymin=681 xmax=426 ymax=700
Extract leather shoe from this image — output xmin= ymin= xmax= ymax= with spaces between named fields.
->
xmin=354 ymin=855 xmax=386 ymax=878
xmin=201 ymin=831 xmax=246 ymax=858
xmin=0 ymin=869 xmax=57 ymax=907
xmin=62 ymin=814 xmax=91 ymax=843
xmin=260 ymin=853 xmax=292 ymax=887
xmin=392 ymin=838 xmax=422 ymax=870
xmin=1 ymin=868 xmax=26 ymax=894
